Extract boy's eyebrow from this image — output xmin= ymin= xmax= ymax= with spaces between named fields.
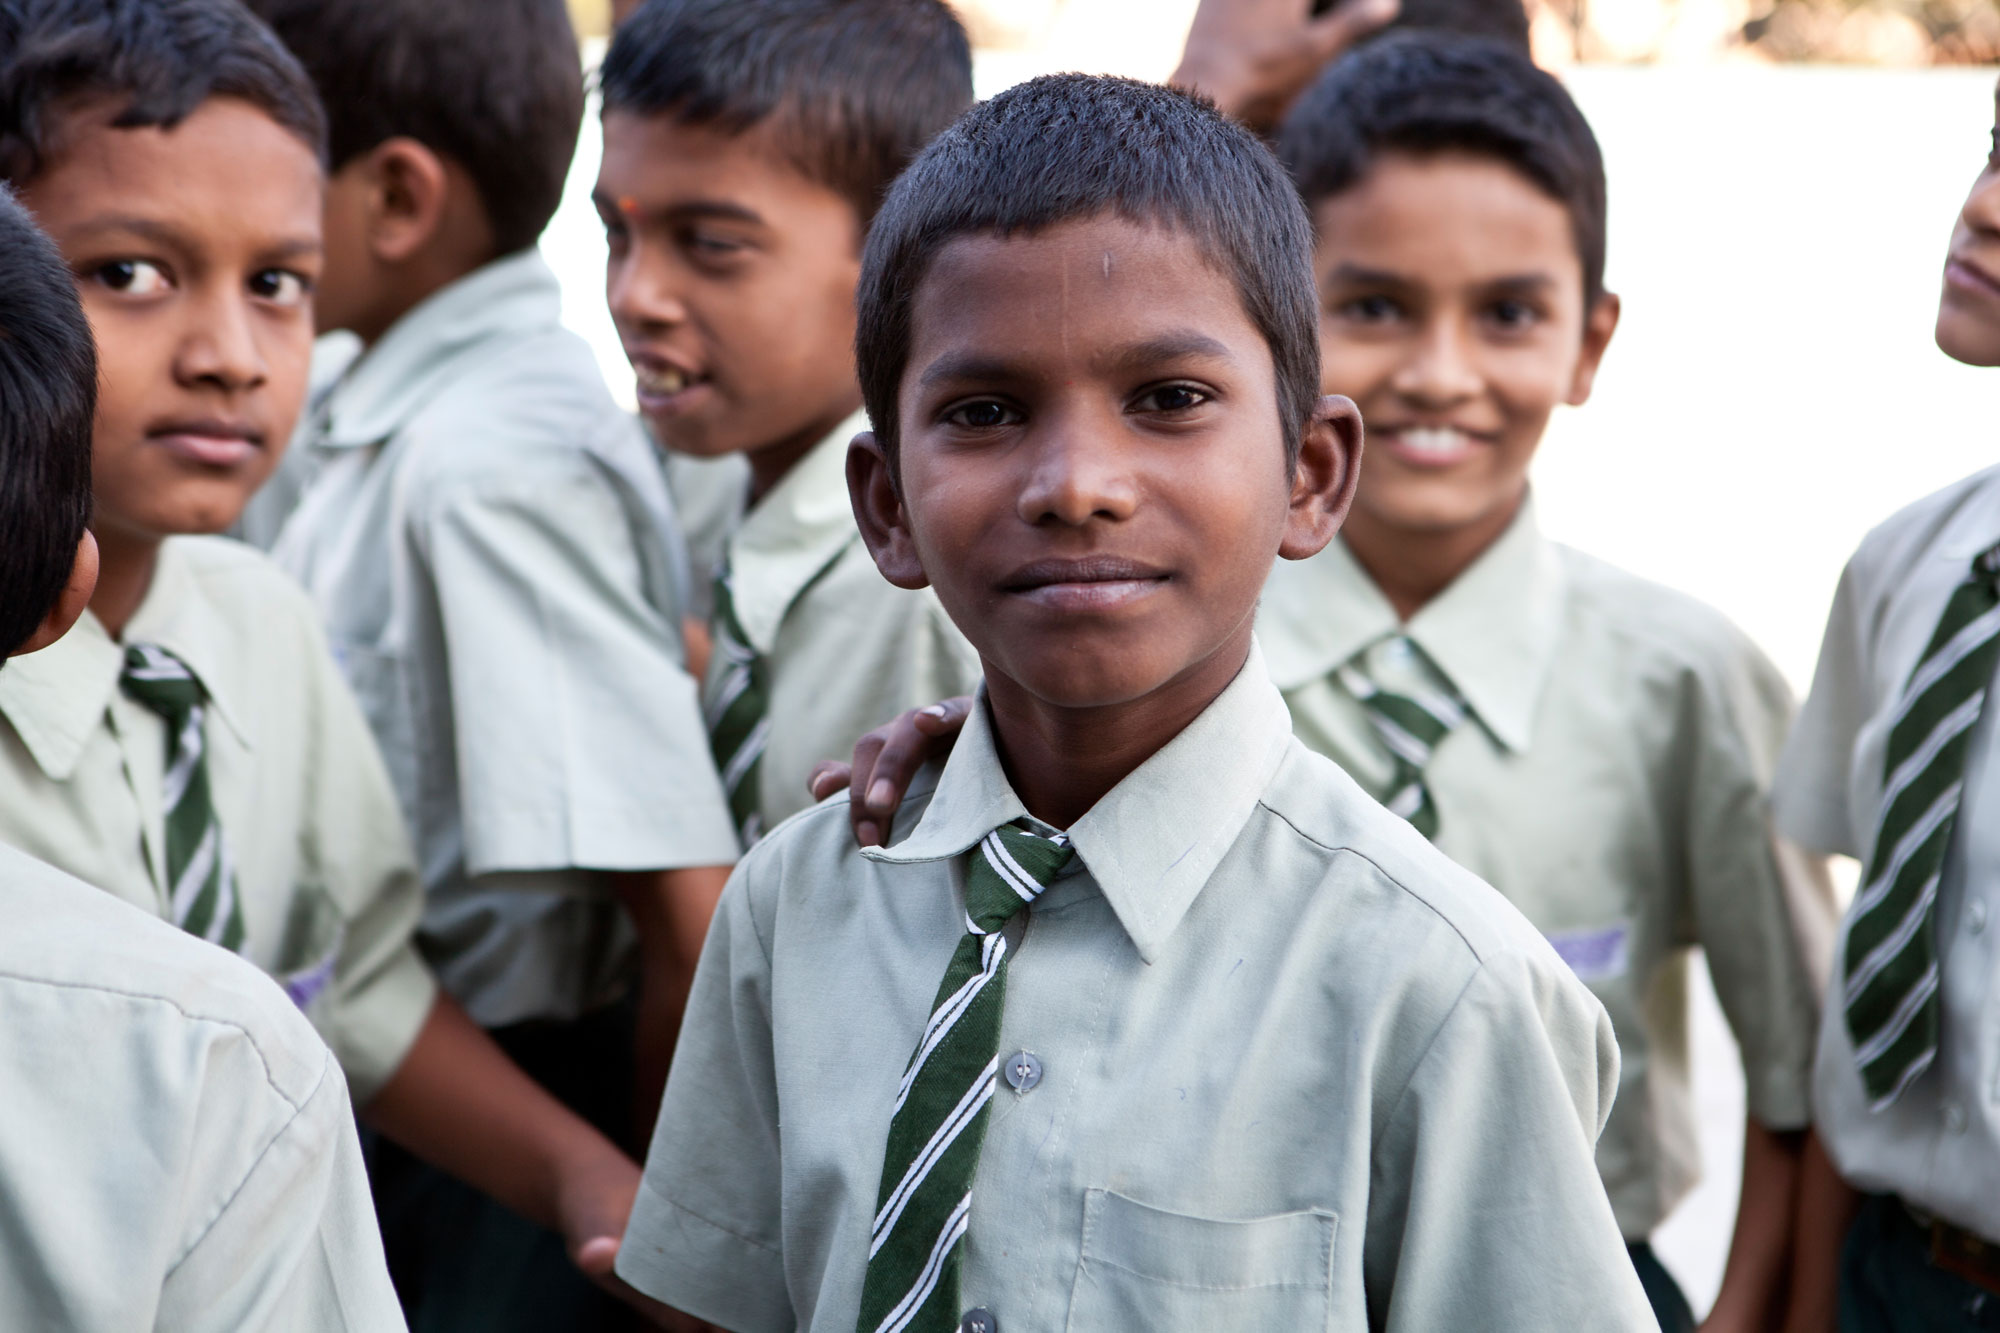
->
xmin=62 ymin=214 xmax=320 ymax=260
xmin=917 ymin=331 xmax=1236 ymax=391
xmin=1326 ymin=262 xmax=1560 ymax=297
xmin=588 ymin=190 xmax=766 ymax=227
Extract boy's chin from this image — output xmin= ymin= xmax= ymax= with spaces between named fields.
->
xmin=1934 ymin=311 xmax=2000 ymax=368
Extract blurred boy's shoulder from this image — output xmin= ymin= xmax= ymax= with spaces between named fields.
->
xmin=1837 ymin=461 xmax=2000 ymax=603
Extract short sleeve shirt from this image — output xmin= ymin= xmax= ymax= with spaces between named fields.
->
xmin=0 ymin=842 xmax=405 ymax=1331
xmin=1774 ymin=463 xmax=2000 ymax=1238
xmin=619 ymin=644 xmax=1653 ymax=1332
xmin=0 ymin=536 xmax=437 ymax=1102
xmin=707 ymin=416 xmax=982 ymax=833
xmin=1259 ymin=500 xmax=1826 ymax=1239
xmin=272 ymin=250 xmax=739 ymax=1027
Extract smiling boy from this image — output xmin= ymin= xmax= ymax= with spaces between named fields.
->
xmin=594 ymin=0 xmax=981 ymax=845
xmin=616 ymin=74 xmax=1650 ymax=1332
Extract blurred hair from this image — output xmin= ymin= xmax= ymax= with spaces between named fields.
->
xmin=858 ymin=74 xmax=1321 ymax=474
xmin=0 ymin=184 xmax=95 ymax=661
xmin=245 ymin=0 xmax=582 ymax=255
xmin=0 ymin=0 xmax=325 ymax=184
xmin=1370 ymin=0 xmax=1531 ymax=55
xmin=1279 ymin=32 xmax=1607 ymax=308
xmin=600 ymin=0 xmax=972 ymax=230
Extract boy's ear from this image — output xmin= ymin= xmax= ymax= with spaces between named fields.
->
xmin=355 ymin=137 xmax=451 ymax=265
xmin=14 ymin=531 xmax=99 ymax=658
xmin=1565 ymin=291 xmax=1622 ymax=407
xmin=848 ymin=430 xmax=930 ymax=591
xmin=1278 ymin=395 xmax=1364 ymax=562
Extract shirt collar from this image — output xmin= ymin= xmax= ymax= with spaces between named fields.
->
xmin=0 ymin=541 xmax=251 ymax=779
xmin=864 ymin=639 xmax=1294 ymax=963
xmin=724 ymin=411 xmax=869 ymax=654
xmin=1258 ymin=496 xmax=1564 ymax=752
xmin=315 ymin=249 xmax=561 ymax=450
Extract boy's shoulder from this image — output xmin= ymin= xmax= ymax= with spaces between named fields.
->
xmin=1839 ymin=462 xmax=2000 ymax=606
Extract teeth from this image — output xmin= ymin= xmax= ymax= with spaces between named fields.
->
xmin=1397 ymin=427 xmax=1470 ymax=457
xmin=639 ymin=365 xmax=689 ymax=395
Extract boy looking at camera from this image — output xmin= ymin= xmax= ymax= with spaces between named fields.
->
xmin=616 ymin=74 xmax=1652 ymax=1332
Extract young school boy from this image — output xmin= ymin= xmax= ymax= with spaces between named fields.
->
xmin=1769 ymin=75 xmax=2000 ymax=1332
xmin=0 ymin=180 xmax=404 ymax=1333
xmin=0 ymin=0 xmax=649 ymax=1316
xmin=616 ymin=73 xmax=1653 ymax=1332
xmin=828 ymin=35 xmax=1830 ymax=1331
xmin=594 ymin=0 xmax=982 ymax=845
xmin=241 ymin=1 xmax=737 ymax=1322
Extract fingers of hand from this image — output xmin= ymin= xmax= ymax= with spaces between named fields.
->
xmin=808 ymin=761 xmax=854 ymax=799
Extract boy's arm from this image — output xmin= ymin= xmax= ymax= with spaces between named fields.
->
xmin=611 ymin=865 xmax=732 ymax=1137
xmin=1778 ymin=1130 xmax=1857 ymax=1333
xmin=1700 ymin=1121 xmax=1806 ymax=1332
xmin=807 ymin=697 xmax=974 ymax=846
xmin=1365 ymin=948 xmax=1655 ymax=1329
xmin=1171 ymin=0 xmax=1397 ymax=132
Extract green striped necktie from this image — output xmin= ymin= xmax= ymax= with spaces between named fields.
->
xmin=706 ymin=568 xmax=769 ymax=846
xmin=1335 ymin=636 xmax=1468 ymax=839
xmin=856 ymin=824 xmax=1073 ymax=1333
xmin=119 ymin=644 xmax=248 ymax=952
xmin=1844 ymin=538 xmax=2000 ymax=1108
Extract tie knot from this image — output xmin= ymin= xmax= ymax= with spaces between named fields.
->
xmin=120 ymin=644 xmax=204 ymax=720
xmin=964 ymin=824 xmax=1073 ymax=933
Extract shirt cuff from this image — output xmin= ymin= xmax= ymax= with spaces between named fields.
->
xmin=329 ymin=944 xmax=439 ymax=1104
xmin=617 ymin=1176 xmax=791 ymax=1333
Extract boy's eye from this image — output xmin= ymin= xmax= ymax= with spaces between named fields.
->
xmin=1337 ymin=294 xmax=1402 ymax=324
xmin=93 ymin=259 xmax=171 ymax=297
xmin=944 ymin=400 xmax=1019 ymax=430
xmin=686 ymin=230 xmax=748 ymax=259
xmin=249 ymin=269 xmax=310 ymax=307
xmin=1132 ymin=383 xmax=1210 ymax=414
xmin=1485 ymin=299 xmax=1541 ymax=332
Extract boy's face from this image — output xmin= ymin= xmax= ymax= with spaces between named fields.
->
xmin=1936 ymin=85 xmax=2000 ymax=367
xmin=596 ymin=112 xmax=863 ymax=478
xmin=20 ymin=97 xmax=321 ymax=547
xmin=852 ymin=215 xmax=1359 ymax=716
xmin=1312 ymin=150 xmax=1615 ymax=549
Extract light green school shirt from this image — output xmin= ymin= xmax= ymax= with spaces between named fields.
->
xmin=1260 ymin=499 xmax=1826 ymax=1240
xmin=1774 ymin=463 xmax=2000 ymax=1239
xmin=620 ymin=644 xmax=1654 ymax=1331
xmin=0 ymin=536 xmax=436 ymax=1102
xmin=272 ymin=250 xmax=739 ymax=1028
xmin=706 ymin=414 xmax=981 ymax=832
xmin=0 ymin=841 xmax=405 ymax=1332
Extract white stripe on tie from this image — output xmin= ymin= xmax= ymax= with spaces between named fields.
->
xmin=1854 ymin=961 xmax=1942 ymax=1067
xmin=1879 ymin=695 xmax=1985 ymax=814
xmin=1896 ymin=603 xmax=2000 ymax=708
xmin=719 ymin=716 xmax=771 ymax=794
xmin=871 ymin=1056 xmax=998 ymax=1254
xmin=160 ymin=705 xmax=205 ymax=811
xmin=982 ymin=831 xmax=1043 ymax=904
xmin=1371 ymin=715 xmax=1432 ymax=767
xmin=207 ymin=837 xmax=239 ymax=945
xmin=704 ymin=664 xmax=752 ymax=730
xmin=1852 ymin=783 xmax=1962 ymax=918
xmin=1842 ymin=871 xmax=1941 ymax=1004
xmin=873 ymin=1193 xmax=973 ymax=1333
xmin=171 ymin=822 xmax=219 ymax=923
xmin=894 ymin=938 xmax=1009 ymax=1112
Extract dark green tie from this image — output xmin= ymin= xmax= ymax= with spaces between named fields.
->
xmin=1843 ymin=539 xmax=2000 ymax=1108
xmin=120 ymin=643 xmax=248 ymax=951
xmin=1335 ymin=636 xmax=1467 ymax=839
xmin=856 ymin=824 xmax=1073 ymax=1333
xmin=706 ymin=568 xmax=769 ymax=845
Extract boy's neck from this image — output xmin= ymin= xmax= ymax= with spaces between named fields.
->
xmin=86 ymin=526 xmax=163 ymax=641
xmin=744 ymin=392 xmax=864 ymax=505
xmin=1340 ymin=489 xmax=1526 ymax=623
xmin=982 ymin=631 xmax=1252 ymax=831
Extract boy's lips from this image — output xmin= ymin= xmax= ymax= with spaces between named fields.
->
xmin=147 ymin=420 xmax=264 ymax=468
xmin=629 ymin=353 xmax=712 ymax=416
xmin=1374 ymin=424 xmax=1495 ymax=470
xmin=1001 ymin=556 xmax=1171 ymax=612
xmin=1945 ymin=254 xmax=2000 ymax=302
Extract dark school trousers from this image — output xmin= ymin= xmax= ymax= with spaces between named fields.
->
xmin=1628 ymin=1242 xmax=1695 ymax=1333
xmin=367 ymin=998 xmax=643 ymax=1333
xmin=1840 ymin=1194 xmax=2000 ymax=1332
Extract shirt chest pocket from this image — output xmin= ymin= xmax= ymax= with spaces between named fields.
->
xmin=1065 ymin=1189 xmax=1337 ymax=1332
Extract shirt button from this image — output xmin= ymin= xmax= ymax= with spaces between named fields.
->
xmin=960 ymin=1309 xmax=998 ymax=1333
xmin=1970 ymin=901 xmax=1988 ymax=935
xmin=1946 ymin=1101 xmax=1969 ymax=1134
xmin=1002 ymin=1050 xmax=1042 ymax=1093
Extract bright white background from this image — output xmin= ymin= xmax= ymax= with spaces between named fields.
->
xmin=542 ymin=38 xmax=2000 ymax=1313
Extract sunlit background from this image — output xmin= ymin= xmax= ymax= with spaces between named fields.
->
xmin=547 ymin=0 xmax=2000 ymax=1313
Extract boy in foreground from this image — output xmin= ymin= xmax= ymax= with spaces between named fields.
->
xmin=594 ymin=0 xmax=982 ymax=843
xmin=618 ymin=74 xmax=1651 ymax=1331
xmin=0 ymin=0 xmax=646 ymax=1311
xmin=0 ymin=183 xmax=402 ymax=1333
xmin=1771 ymin=74 xmax=2000 ymax=1333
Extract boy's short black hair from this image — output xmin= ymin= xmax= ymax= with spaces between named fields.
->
xmin=1373 ymin=0 xmax=1531 ymax=55
xmin=600 ymin=0 xmax=972 ymax=230
xmin=1279 ymin=32 xmax=1607 ymax=309
xmin=857 ymin=74 xmax=1321 ymax=473
xmin=0 ymin=0 xmax=325 ymax=184
xmin=0 ymin=185 xmax=95 ymax=660
xmin=245 ymin=0 xmax=583 ymax=256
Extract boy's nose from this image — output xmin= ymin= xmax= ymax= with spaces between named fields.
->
xmin=1389 ymin=319 xmax=1482 ymax=407
xmin=175 ymin=292 xmax=268 ymax=391
xmin=607 ymin=244 xmax=690 ymax=331
xmin=1961 ymin=168 xmax=2000 ymax=240
xmin=1016 ymin=410 xmax=1139 ymax=527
